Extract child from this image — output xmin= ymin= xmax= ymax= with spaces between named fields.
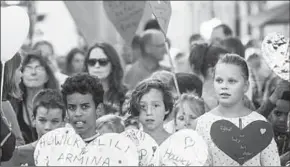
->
xmin=173 ymin=93 xmax=205 ymax=132
xmin=196 ymin=53 xmax=280 ymax=166
xmin=10 ymin=89 xmax=66 ymax=166
xmin=130 ymin=79 xmax=174 ymax=145
xmin=268 ymin=90 xmax=290 ymax=166
xmin=61 ymin=73 xmax=104 ymax=143
xmin=96 ymin=114 xmax=125 ymax=134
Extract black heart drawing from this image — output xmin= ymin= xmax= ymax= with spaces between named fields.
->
xmin=210 ymin=120 xmax=274 ymax=165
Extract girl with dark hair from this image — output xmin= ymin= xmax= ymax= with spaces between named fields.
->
xmin=13 ymin=52 xmax=59 ymax=143
xmin=65 ymin=48 xmax=85 ymax=76
xmin=85 ymin=42 xmax=128 ymax=114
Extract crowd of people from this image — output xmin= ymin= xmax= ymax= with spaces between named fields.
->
xmin=1 ymin=18 xmax=289 ymax=166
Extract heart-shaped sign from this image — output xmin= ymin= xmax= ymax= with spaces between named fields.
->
xmin=121 ymin=129 xmax=160 ymax=166
xmin=159 ymin=129 xmax=209 ymax=166
xmin=1 ymin=6 xmax=30 ymax=62
xmin=149 ymin=1 xmax=172 ymax=34
xmin=261 ymin=32 xmax=290 ymax=82
xmin=103 ymin=1 xmax=146 ymax=44
xmin=34 ymin=128 xmax=139 ymax=166
xmin=210 ymin=120 xmax=274 ymax=165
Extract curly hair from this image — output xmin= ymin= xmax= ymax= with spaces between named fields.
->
xmin=32 ymin=89 xmax=66 ymax=120
xmin=61 ymin=73 xmax=104 ymax=107
xmin=85 ymin=42 xmax=127 ymax=108
xmin=130 ymin=79 xmax=174 ymax=120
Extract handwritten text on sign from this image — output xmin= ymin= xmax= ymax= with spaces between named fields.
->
xmin=103 ymin=1 xmax=146 ymax=44
xmin=122 ymin=129 xmax=159 ymax=166
xmin=35 ymin=128 xmax=139 ymax=166
xmin=159 ymin=129 xmax=208 ymax=166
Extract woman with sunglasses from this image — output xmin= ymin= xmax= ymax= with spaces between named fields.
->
xmin=85 ymin=42 xmax=128 ymax=116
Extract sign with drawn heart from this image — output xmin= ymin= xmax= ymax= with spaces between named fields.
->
xmin=261 ymin=32 xmax=290 ymax=82
xmin=210 ymin=120 xmax=274 ymax=165
xmin=121 ymin=129 xmax=160 ymax=166
xmin=103 ymin=1 xmax=146 ymax=44
xmin=34 ymin=128 xmax=139 ymax=166
xmin=159 ymin=129 xmax=209 ymax=166
xmin=149 ymin=1 xmax=172 ymax=34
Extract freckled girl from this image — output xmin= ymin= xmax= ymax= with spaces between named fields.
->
xmin=130 ymin=79 xmax=174 ymax=145
xmin=174 ymin=93 xmax=205 ymax=132
xmin=196 ymin=54 xmax=280 ymax=166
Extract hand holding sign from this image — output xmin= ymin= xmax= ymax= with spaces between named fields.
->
xmin=1 ymin=6 xmax=30 ymax=62
xmin=122 ymin=129 xmax=160 ymax=166
xmin=103 ymin=1 xmax=146 ymax=44
xmin=159 ymin=129 xmax=209 ymax=166
xmin=149 ymin=1 xmax=172 ymax=34
xmin=261 ymin=32 xmax=290 ymax=82
xmin=210 ymin=120 xmax=274 ymax=165
xmin=34 ymin=128 xmax=139 ymax=166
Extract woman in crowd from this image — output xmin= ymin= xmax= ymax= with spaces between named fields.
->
xmin=85 ymin=42 xmax=128 ymax=113
xmin=1 ymin=53 xmax=25 ymax=146
xmin=12 ymin=52 xmax=59 ymax=144
xmin=65 ymin=48 xmax=86 ymax=76
xmin=0 ymin=53 xmax=23 ymax=164
xmin=196 ymin=54 xmax=280 ymax=166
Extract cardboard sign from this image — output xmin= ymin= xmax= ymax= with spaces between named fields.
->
xmin=121 ymin=129 xmax=159 ymax=166
xmin=210 ymin=120 xmax=274 ymax=165
xmin=103 ymin=1 xmax=146 ymax=44
xmin=34 ymin=128 xmax=139 ymax=166
xmin=159 ymin=129 xmax=209 ymax=166
xmin=1 ymin=6 xmax=30 ymax=62
xmin=261 ymin=32 xmax=290 ymax=82
xmin=149 ymin=1 xmax=172 ymax=34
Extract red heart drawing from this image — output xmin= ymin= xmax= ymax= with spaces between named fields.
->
xmin=210 ymin=120 xmax=274 ymax=165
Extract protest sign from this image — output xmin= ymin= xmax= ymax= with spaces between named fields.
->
xmin=261 ymin=32 xmax=290 ymax=82
xmin=159 ymin=129 xmax=209 ymax=166
xmin=210 ymin=120 xmax=274 ymax=165
xmin=1 ymin=6 xmax=30 ymax=62
xmin=122 ymin=129 xmax=159 ymax=166
xmin=34 ymin=128 xmax=139 ymax=166
xmin=103 ymin=1 xmax=146 ymax=44
xmin=149 ymin=1 xmax=172 ymax=34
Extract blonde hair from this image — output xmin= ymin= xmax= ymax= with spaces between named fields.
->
xmin=96 ymin=114 xmax=125 ymax=133
xmin=173 ymin=93 xmax=205 ymax=123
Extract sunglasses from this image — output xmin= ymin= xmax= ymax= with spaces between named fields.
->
xmin=87 ymin=58 xmax=110 ymax=66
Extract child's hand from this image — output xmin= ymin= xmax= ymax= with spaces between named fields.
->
xmin=269 ymin=80 xmax=289 ymax=104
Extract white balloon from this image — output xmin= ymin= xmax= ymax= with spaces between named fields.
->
xmin=1 ymin=6 xmax=30 ymax=62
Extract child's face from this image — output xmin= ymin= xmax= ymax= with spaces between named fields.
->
xmin=138 ymin=88 xmax=168 ymax=131
xmin=268 ymin=99 xmax=290 ymax=133
xmin=214 ymin=63 xmax=248 ymax=107
xmin=175 ymin=103 xmax=198 ymax=131
xmin=66 ymin=93 xmax=97 ymax=139
xmin=34 ymin=106 xmax=64 ymax=138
